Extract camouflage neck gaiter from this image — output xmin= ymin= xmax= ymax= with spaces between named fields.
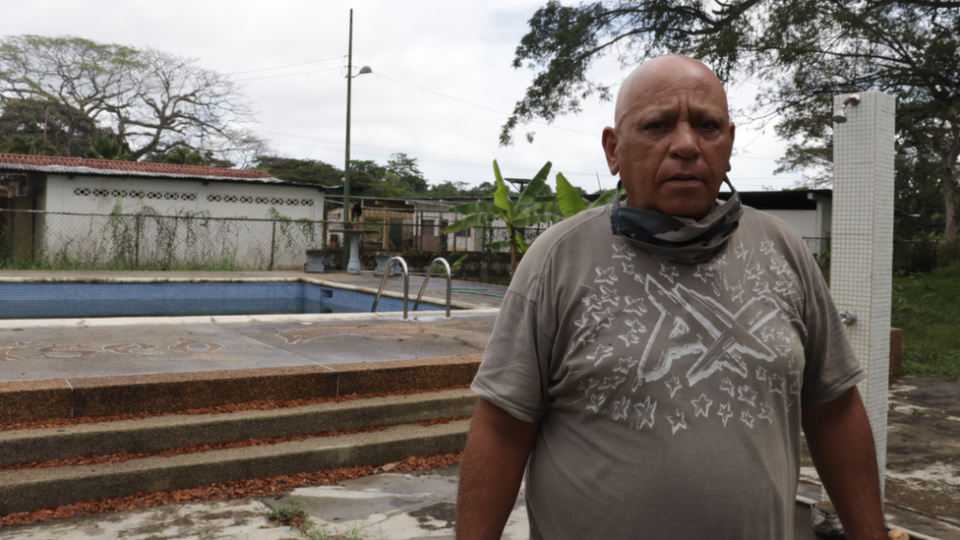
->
xmin=609 ymin=176 xmax=743 ymax=264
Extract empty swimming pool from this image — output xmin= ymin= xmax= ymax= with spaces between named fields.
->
xmin=0 ymin=280 xmax=447 ymax=319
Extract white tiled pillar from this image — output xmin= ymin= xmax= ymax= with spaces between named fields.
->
xmin=830 ymin=91 xmax=896 ymax=498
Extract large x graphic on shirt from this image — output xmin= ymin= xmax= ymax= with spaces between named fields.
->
xmin=640 ymin=277 xmax=779 ymax=386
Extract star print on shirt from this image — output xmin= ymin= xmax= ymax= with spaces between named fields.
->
xmin=740 ymin=410 xmax=756 ymax=428
xmin=770 ymin=258 xmax=791 ymax=276
xmin=717 ymin=402 xmax=733 ymax=426
xmin=768 ymin=374 xmax=785 ymax=395
xmin=623 ymin=295 xmax=647 ymax=316
xmin=753 ymin=281 xmax=772 ymax=295
xmin=745 ymin=263 xmax=765 ymax=282
xmin=694 ymin=265 xmax=715 ymax=283
xmin=599 ymin=376 xmax=626 ymax=390
xmin=737 ymin=385 xmax=758 ymax=407
xmin=612 ymin=243 xmax=636 ymax=260
xmin=633 ymin=396 xmax=657 ymax=430
xmin=586 ymin=393 xmax=607 ymax=413
xmin=577 ymin=378 xmax=599 ymax=396
xmin=613 ymin=357 xmax=639 ymax=375
xmin=594 ymin=266 xmax=618 ymax=285
xmin=600 ymin=285 xmax=620 ymax=306
xmin=691 ymin=393 xmax=714 ymax=418
xmin=618 ymin=320 xmax=646 ymax=347
xmin=659 ymin=263 xmax=680 ymax=284
xmin=573 ymin=312 xmax=590 ymax=329
xmin=592 ymin=308 xmax=615 ymax=330
xmin=665 ymin=374 xmax=683 ymax=398
xmin=735 ymin=242 xmax=749 ymax=260
xmin=667 ymin=409 xmax=688 ymax=435
xmin=756 ymin=367 xmax=768 ymax=381
xmin=612 ymin=396 xmax=631 ymax=420
xmin=582 ymin=294 xmax=603 ymax=312
xmin=760 ymin=240 xmax=776 ymax=255
xmin=587 ymin=343 xmax=614 ymax=366
xmin=758 ymin=403 xmax=775 ymax=424
xmin=730 ymin=283 xmax=746 ymax=303
xmin=720 ymin=378 xmax=736 ymax=397
xmin=716 ymin=253 xmax=728 ymax=266
xmin=774 ymin=280 xmax=797 ymax=296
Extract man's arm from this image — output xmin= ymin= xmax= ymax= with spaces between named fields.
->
xmin=456 ymin=397 xmax=539 ymax=540
xmin=802 ymin=385 xmax=887 ymax=540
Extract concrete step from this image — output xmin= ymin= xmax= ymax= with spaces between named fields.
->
xmin=0 ymin=389 xmax=477 ymax=468
xmin=0 ymin=420 xmax=471 ymax=515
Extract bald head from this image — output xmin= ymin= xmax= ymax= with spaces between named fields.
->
xmin=614 ymin=55 xmax=729 ymax=128
xmin=601 ymin=54 xmax=735 ymax=219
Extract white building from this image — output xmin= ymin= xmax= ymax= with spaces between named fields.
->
xmin=0 ymin=153 xmax=330 ymax=267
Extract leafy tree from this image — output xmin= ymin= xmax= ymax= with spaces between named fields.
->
xmin=460 ymin=181 xmax=498 ymax=197
xmin=0 ymin=134 xmax=58 ymax=155
xmin=444 ymin=161 xmax=561 ymax=276
xmin=84 ymin=136 xmax=131 ymax=160
xmin=253 ymin=156 xmax=343 ymax=185
xmin=0 ymin=98 xmax=103 ymax=156
xmin=428 ymin=181 xmax=471 ymax=198
xmin=143 ymin=147 xmax=205 ymax=165
xmin=386 ymin=153 xmax=428 ymax=193
xmin=0 ymin=35 xmax=260 ymax=164
xmin=503 ymin=1 xmax=960 ymax=239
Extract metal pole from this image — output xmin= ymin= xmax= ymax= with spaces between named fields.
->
xmin=134 ymin=214 xmax=141 ymax=268
xmin=342 ymin=8 xmax=354 ymax=270
xmin=270 ymin=221 xmax=277 ymax=271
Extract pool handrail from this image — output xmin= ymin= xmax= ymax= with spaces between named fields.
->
xmin=371 ymin=256 xmax=409 ymax=320
xmin=413 ymin=257 xmax=452 ymax=318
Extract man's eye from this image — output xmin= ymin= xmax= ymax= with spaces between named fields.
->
xmin=699 ymin=121 xmax=720 ymax=130
xmin=645 ymin=121 xmax=668 ymax=130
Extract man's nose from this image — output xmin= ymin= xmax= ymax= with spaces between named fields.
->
xmin=669 ymin=122 xmax=700 ymax=159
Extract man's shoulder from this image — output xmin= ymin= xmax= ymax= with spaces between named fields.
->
xmin=511 ymin=205 xmax=610 ymax=285
xmin=539 ymin=204 xmax=610 ymax=244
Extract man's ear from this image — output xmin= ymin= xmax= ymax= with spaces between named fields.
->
xmin=602 ymin=126 xmax=619 ymax=175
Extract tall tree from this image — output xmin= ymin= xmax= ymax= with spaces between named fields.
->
xmin=253 ymin=156 xmax=343 ymax=185
xmin=503 ymin=1 xmax=960 ymax=239
xmin=386 ymin=153 xmax=428 ymax=193
xmin=0 ymin=35 xmax=261 ymax=164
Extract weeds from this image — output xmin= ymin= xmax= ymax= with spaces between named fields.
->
xmin=892 ymin=263 xmax=960 ymax=382
xmin=260 ymin=498 xmax=378 ymax=540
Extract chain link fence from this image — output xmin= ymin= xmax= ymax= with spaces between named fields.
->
xmin=0 ymin=209 xmax=530 ymax=273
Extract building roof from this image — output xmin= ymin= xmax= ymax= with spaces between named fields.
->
xmin=718 ymin=189 xmax=831 ymax=211
xmin=0 ymin=153 xmax=329 ymax=188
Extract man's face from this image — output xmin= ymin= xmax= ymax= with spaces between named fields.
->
xmin=602 ymin=58 xmax=735 ymax=219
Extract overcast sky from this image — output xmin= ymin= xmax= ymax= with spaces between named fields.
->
xmin=3 ymin=0 xmax=803 ymax=193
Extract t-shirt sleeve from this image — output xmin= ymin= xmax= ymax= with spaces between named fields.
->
xmin=471 ymin=256 xmax=555 ymax=424
xmin=791 ymin=236 xmax=866 ymax=405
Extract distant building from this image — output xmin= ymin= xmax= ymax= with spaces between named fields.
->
xmin=0 ymin=153 xmax=330 ymax=263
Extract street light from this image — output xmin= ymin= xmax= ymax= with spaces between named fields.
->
xmin=342 ymin=8 xmax=371 ymax=269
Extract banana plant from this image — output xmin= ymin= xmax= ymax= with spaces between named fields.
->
xmin=444 ymin=160 xmax=560 ymax=276
xmin=554 ymin=172 xmax=617 ymax=218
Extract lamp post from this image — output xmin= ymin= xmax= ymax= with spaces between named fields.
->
xmin=342 ymin=8 xmax=372 ymax=270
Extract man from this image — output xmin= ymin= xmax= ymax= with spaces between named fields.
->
xmin=456 ymin=55 xmax=886 ymax=539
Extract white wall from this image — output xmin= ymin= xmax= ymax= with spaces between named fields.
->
xmin=762 ymin=209 xmax=819 ymax=238
xmin=46 ymin=174 xmax=324 ymax=220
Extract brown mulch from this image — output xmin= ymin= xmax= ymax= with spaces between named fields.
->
xmin=0 ymin=452 xmax=463 ymax=528
xmin=0 ymin=385 xmax=470 ymax=432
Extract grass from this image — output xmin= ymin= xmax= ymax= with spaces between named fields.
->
xmin=260 ymin=498 xmax=377 ymax=540
xmin=891 ymin=263 xmax=960 ymax=381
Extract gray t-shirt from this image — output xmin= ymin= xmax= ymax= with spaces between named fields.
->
xmin=471 ymin=204 xmax=864 ymax=539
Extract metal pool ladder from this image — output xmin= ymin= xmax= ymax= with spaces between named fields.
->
xmin=371 ymin=256 xmax=452 ymax=320
xmin=371 ymin=256 xmax=409 ymax=319
xmin=414 ymin=257 xmax=452 ymax=319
